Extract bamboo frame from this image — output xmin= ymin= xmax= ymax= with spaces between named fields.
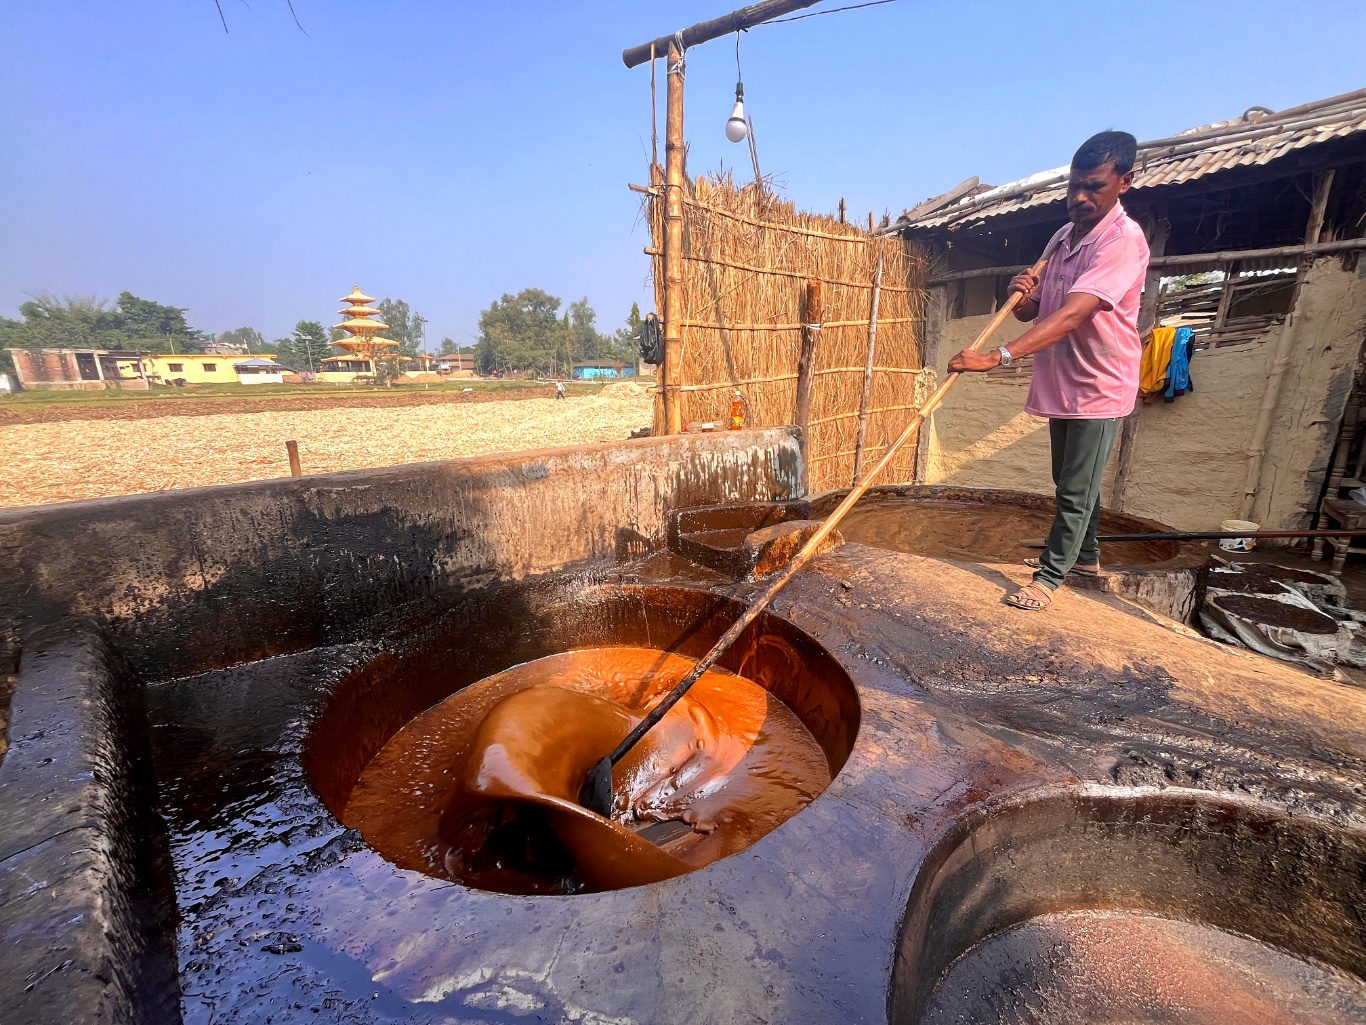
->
xmin=648 ymin=174 xmax=929 ymax=490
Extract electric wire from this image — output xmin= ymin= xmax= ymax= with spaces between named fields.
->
xmin=770 ymin=0 xmax=900 ymax=25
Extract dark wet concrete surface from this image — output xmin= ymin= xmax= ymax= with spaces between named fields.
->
xmin=125 ymin=546 xmax=1366 ymax=1024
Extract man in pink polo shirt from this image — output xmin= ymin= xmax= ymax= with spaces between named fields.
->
xmin=948 ymin=131 xmax=1150 ymax=610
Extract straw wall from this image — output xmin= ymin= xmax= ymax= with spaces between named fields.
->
xmin=649 ymin=175 xmax=931 ymax=493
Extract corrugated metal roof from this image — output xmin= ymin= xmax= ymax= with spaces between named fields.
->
xmin=904 ymin=88 xmax=1366 ymax=231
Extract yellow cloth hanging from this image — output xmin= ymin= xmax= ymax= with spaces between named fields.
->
xmin=1140 ymin=326 xmax=1177 ymax=401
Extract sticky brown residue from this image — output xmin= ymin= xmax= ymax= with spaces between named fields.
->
xmin=836 ymin=499 xmax=1175 ymax=565
xmin=342 ymin=647 xmax=831 ymax=894
xmin=1213 ymin=594 xmax=1339 ymax=634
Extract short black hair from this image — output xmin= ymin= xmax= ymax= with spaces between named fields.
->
xmin=1072 ymin=131 xmax=1137 ymax=176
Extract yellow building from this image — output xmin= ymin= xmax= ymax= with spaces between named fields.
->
xmin=141 ymin=353 xmax=278 ymax=385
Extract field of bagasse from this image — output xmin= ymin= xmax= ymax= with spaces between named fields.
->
xmin=0 ymin=383 xmax=654 ymax=509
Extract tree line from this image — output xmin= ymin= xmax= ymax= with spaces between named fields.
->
xmin=473 ymin=289 xmax=640 ymax=377
xmin=0 ymin=288 xmax=644 ymax=378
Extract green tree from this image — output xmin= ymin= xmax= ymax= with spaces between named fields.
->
xmin=601 ymin=302 xmax=644 ymax=365
xmin=0 ymin=291 xmax=210 ymax=358
xmin=274 ymin=320 xmax=330 ymax=373
xmin=0 ymin=294 xmax=130 ymax=352
xmin=474 ymin=288 xmax=567 ymax=376
xmin=213 ymin=326 xmax=265 ymax=353
xmin=116 ymin=291 xmax=203 ymax=353
xmin=567 ymin=298 xmax=600 ymax=363
xmin=438 ymin=336 xmax=461 ymax=356
xmin=376 ymin=297 xmax=428 ymax=356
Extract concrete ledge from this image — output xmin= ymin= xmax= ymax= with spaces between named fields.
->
xmin=0 ymin=429 xmax=801 ymax=679
xmin=808 ymin=484 xmax=1209 ymax=623
xmin=0 ymin=629 xmax=179 ymax=1025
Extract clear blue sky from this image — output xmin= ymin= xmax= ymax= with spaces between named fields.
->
xmin=2 ymin=1 xmax=1362 ymax=348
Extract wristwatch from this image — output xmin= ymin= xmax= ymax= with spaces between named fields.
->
xmin=997 ymin=346 xmax=1013 ymax=367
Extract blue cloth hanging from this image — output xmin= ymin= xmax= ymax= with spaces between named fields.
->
xmin=1164 ymin=326 xmax=1195 ymax=401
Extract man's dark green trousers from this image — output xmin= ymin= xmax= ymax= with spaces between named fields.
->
xmin=1033 ymin=417 xmax=1122 ymax=590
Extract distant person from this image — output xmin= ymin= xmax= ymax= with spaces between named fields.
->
xmin=555 ymin=379 xmax=565 ymax=400
xmin=948 ymin=131 xmax=1151 ymax=612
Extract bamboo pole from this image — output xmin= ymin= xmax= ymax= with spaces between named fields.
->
xmin=663 ymin=38 xmax=686 ymax=435
xmin=285 ymin=440 xmax=302 ymax=477
xmin=746 ymin=114 xmax=764 ymax=195
xmin=676 ymin=195 xmax=870 ymax=243
xmin=795 ymin=279 xmax=823 ymax=491
xmin=677 ymin=250 xmax=911 ymax=291
xmin=852 ymin=239 xmax=885 ymax=484
xmin=678 ymin=318 xmax=916 ymax=331
xmin=1238 ymin=169 xmax=1335 ymax=519
xmin=622 ymin=0 xmax=823 ymax=68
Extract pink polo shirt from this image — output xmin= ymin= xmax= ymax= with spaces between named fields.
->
xmin=1024 ymin=201 xmax=1150 ymax=419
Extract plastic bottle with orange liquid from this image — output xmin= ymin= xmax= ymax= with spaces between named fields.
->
xmin=729 ymin=390 xmax=746 ymax=430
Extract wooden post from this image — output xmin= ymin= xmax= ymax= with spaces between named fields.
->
xmin=1110 ymin=210 xmax=1170 ymax=511
xmin=852 ymin=240 xmax=885 ymax=484
xmin=663 ymin=39 xmax=686 ymax=435
xmin=1239 ymin=169 xmax=1336 ymax=520
xmin=795 ymin=279 xmax=823 ymax=493
xmin=838 ymin=198 xmax=846 ymax=223
xmin=285 ymin=440 xmax=302 ymax=477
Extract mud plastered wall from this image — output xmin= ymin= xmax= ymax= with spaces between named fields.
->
xmin=917 ymin=261 xmax=1366 ymax=530
xmin=917 ymin=316 xmax=1120 ymax=497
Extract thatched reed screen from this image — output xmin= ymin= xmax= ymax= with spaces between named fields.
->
xmin=647 ymin=175 xmax=930 ymax=493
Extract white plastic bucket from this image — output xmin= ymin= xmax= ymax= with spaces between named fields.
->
xmin=1219 ymin=519 xmax=1260 ymax=553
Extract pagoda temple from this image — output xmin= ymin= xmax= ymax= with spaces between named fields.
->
xmin=319 ymin=285 xmax=408 ymax=382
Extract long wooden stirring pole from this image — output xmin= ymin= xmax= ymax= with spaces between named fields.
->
xmin=579 ymin=239 xmax=1062 ymax=816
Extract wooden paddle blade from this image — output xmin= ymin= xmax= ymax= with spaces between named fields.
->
xmin=580 ymin=757 xmax=614 ymax=817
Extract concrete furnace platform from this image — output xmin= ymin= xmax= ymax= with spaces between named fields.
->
xmin=1 ymin=428 xmax=1363 ymax=1024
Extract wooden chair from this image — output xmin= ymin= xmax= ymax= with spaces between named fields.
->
xmin=1313 ymin=400 xmax=1366 ymax=560
xmin=1317 ymin=497 xmax=1366 ymax=575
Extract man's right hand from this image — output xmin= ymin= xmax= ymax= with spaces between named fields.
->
xmin=1008 ymin=270 xmax=1039 ymax=301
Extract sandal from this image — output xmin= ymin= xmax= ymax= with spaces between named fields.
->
xmin=1004 ymin=582 xmax=1055 ymax=611
xmin=1024 ymin=558 xmax=1101 ymax=576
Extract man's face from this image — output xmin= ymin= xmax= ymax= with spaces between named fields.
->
xmin=1066 ymin=162 xmax=1133 ymax=225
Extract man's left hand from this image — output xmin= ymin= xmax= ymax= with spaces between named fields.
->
xmin=947 ymin=349 xmax=1000 ymax=373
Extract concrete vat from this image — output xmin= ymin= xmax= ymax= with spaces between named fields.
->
xmin=1 ymin=428 xmax=1362 ymax=1024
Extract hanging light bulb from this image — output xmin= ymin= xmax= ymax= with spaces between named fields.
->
xmin=725 ymin=82 xmax=749 ymax=143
